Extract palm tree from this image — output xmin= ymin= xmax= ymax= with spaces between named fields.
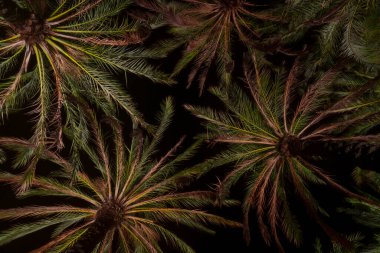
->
xmin=0 ymin=97 xmax=241 ymax=252
xmin=140 ymin=0 xmax=282 ymax=94
xmin=186 ymin=52 xmax=380 ymax=252
xmin=0 ymin=0 xmax=173 ymax=151
xmin=313 ymin=235 xmax=362 ymax=253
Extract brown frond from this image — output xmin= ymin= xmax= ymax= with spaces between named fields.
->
xmin=243 ymin=156 xmax=279 ymax=244
xmin=283 ymin=56 xmax=302 ymax=133
xmin=268 ymin=163 xmax=285 ymax=253
xmin=298 ymin=74 xmax=380 ymax=137
xmin=291 ymin=61 xmax=345 ymax=134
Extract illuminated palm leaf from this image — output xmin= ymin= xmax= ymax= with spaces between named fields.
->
xmin=0 ymin=0 xmax=173 ymax=151
xmin=187 ymin=52 xmax=380 ymax=252
xmin=0 ymin=97 xmax=241 ymax=252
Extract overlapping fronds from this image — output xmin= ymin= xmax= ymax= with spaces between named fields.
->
xmin=0 ymin=0 xmax=173 ymax=152
xmin=0 ymin=97 xmax=241 ymax=252
xmin=187 ymin=52 xmax=380 ymax=252
xmin=338 ymin=168 xmax=380 ymax=252
xmin=148 ymin=0 xmax=283 ymax=94
xmin=284 ymin=0 xmax=380 ymax=66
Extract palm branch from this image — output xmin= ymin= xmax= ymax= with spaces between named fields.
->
xmin=0 ymin=0 xmax=173 ymax=151
xmin=186 ymin=52 xmax=380 ymax=252
xmin=0 ymin=97 xmax=241 ymax=252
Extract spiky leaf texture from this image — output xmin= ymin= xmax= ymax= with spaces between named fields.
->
xmin=313 ymin=234 xmax=362 ymax=253
xmin=163 ymin=0 xmax=281 ymax=94
xmin=0 ymin=97 xmax=241 ymax=253
xmin=285 ymin=0 xmax=380 ymax=66
xmin=186 ymin=52 xmax=380 ymax=252
xmin=0 ymin=0 xmax=173 ymax=150
xmin=339 ymin=168 xmax=380 ymax=253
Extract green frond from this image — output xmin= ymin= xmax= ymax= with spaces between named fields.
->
xmin=140 ymin=96 xmax=174 ymax=164
xmin=352 ymin=167 xmax=380 ymax=193
xmin=49 ymin=228 xmax=89 ymax=253
xmin=281 ymin=198 xmax=303 ymax=247
xmin=293 ymin=159 xmax=326 ymax=185
xmin=0 ymin=214 xmax=89 ymax=247
xmin=51 ymin=219 xmax=85 ymax=238
xmin=0 ymin=47 xmax=25 ymax=79
xmin=342 ymin=2 xmax=380 ymax=64
xmin=55 ymin=0 xmax=131 ymax=29
xmin=148 ymin=224 xmax=196 ymax=253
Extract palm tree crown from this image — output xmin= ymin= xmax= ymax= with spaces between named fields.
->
xmin=167 ymin=0 xmax=281 ymax=94
xmin=0 ymin=97 xmax=241 ymax=252
xmin=0 ymin=0 xmax=172 ymax=150
xmin=187 ymin=52 xmax=380 ymax=252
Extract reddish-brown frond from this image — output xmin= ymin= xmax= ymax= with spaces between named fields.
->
xmin=243 ymin=156 xmax=280 ymax=244
xmin=291 ymin=62 xmax=344 ymax=134
xmin=283 ymin=59 xmax=301 ymax=133
xmin=304 ymin=111 xmax=380 ymax=139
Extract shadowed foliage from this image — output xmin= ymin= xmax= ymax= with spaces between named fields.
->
xmin=186 ymin=52 xmax=380 ymax=252
xmin=135 ymin=0 xmax=283 ymax=94
xmin=0 ymin=97 xmax=241 ymax=252
xmin=333 ymin=168 xmax=380 ymax=252
xmin=284 ymin=0 xmax=380 ymax=66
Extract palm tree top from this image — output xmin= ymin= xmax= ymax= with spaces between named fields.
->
xmin=187 ymin=52 xmax=380 ymax=251
xmin=0 ymin=97 xmax=241 ymax=252
xmin=0 ymin=0 xmax=173 ymax=151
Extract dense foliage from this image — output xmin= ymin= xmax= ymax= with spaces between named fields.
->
xmin=0 ymin=0 xmax=379 ymax=252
